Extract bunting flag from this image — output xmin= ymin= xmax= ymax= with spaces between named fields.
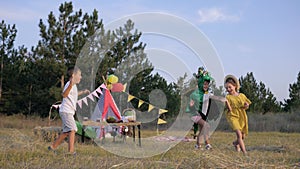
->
xmin=77 ymin=100 xmax=83 ymax=109
xmin=52 ymin=104 xmax=60 ymax=109
xmin=138 ymin=100 xmax=144 ymax=108
xmin=122 ymin=83 xmax=127 ymax=92
xmin=96 ymin=87 xmax=103 ymax=95
xmin=157 ymin=118 xmax=167 ymax=124
xmin=92 ymin=91 xmax=99 ymax=98
xmin=127 ymin=95 xmax=135 ymax=102
xmin=87 ymin=94 xmax=95 ymax=102
xmin=82 ymin=97 xmax=88 ymax=106
xmin=159 ymin=109 xmax=168 ymax=115
xmin=148 ymin=104 xmax=154 ymax=112
xmin=100 ymin=83 xmax=107 ymax=89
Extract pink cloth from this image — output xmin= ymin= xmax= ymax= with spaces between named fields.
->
xmin=191 ymin=115 xmax=202 ymax=123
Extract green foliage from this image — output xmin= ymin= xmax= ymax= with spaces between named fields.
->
xmin=32 ymin=2 xmax=103 ymax=117
xmin=283 ymin=71 xmax=300 ymax=112
xmin=0 ymin=20 xmax=17 ymax=114
xmin=98 ymin=20 xmax=145 ymax=84
xmin=239 ymin=72 xmax=281 ymax=113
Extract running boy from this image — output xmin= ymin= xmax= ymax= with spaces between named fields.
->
xmin=48 ymin=67 xmax=89 ymax=155
xmin=186 ymin=68 xmax=213 ymax=150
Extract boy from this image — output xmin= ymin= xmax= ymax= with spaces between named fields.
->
xmin=48 ymin=67 xmax=89 ymax=155
xmin=186 ymin=69 xmax=212 ymax=150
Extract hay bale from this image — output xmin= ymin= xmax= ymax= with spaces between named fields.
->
xmin=33 ymin=126 xmax=62 ymax=142
xmin=33 ymin=126 xmax=95 ymax=144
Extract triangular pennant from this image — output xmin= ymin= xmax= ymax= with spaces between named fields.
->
xmin=92 ymin=91 xmax=99 ymax=98
xmin=96 ymin=87 xmax=103 ymax=95
xmin=122 ymin=83 xmax=127 ymax=92
xmin=148 ymin=104 xmax=154 ymax=112
xmin=52 ymin=104 xmax=60 ymax=109
xmin=157 ymin=118 xmax=167 ymax=124
xmin=87 ymin=94 xmax=94 ymax=102
xmin=159 ymin=109 xmax=168 ymax=115
xmin=127 ymin=95 xmax=135 ymax=102
xmin=82 ymin=97 xmax=88 ymax=106
xmin=77 ymin=100 xmax=83 ymax=109
xmin=100 ymin=83 xmax=107 ymax=89
xmin=138 ymin=100 xmax=144 ymax=108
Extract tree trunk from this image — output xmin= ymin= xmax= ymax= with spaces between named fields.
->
xmin=61 ymin=74 xmax=64 ymax=89
xmin=0 ymin=53 xmax=3 ymax=101
xmin=28 ymin=84 xmax=32 ymax=115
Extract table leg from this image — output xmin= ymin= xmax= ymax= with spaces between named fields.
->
xmin=137 ymin=124 xmax=141 ymax=147
xmin=101 ymin=126 xmax=105 ymax=144
xmin=82 ymin=125 xmax=85 ymax=143
xmin=132 ymin=125 xmax=136 ymax=142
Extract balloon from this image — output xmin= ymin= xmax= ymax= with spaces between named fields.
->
xmin=111 ymin=83 xmax=124 ymax=92
xmin=107 ymin=75 xmax=118 ymax=84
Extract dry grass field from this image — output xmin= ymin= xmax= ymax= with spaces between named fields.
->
xmin=0 ymin=114 xmax=299 ymax=169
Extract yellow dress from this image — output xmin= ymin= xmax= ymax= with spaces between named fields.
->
xmin=225 ymin=93 xmax=251 ymax=135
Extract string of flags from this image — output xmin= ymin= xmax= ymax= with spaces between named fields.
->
xmin=51 ymin=83 xmax=168 ymax=124
xmin=121 ymin=84 xmax=168 ymax=125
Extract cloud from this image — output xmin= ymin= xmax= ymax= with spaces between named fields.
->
xmin=197 ymin=8 xmax=240 ymax=23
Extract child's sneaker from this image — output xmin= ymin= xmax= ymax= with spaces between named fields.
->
xmin=194 ymin=144 xmax=201 ymax=150
xmin=205 ymin=144 xmax=212 ymax=150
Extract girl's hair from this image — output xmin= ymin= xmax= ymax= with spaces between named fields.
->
xmin=225 ymin=78 xmax=237 ymax=88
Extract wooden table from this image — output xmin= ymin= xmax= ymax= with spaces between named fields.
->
xmin=82 ymin=120 xmax=142 ymax=146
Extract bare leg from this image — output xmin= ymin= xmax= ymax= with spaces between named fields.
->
xmin=233 ymin=140 xmax=241 ymax=152
xmin=68 ymin=130 xmax=76 ymax=153
xmin=203 ymin=122 xmax=210 ymax=145
xmin=235 ymin=130 xmax=246 ymax=154
xmin=232 ymin=140 xmax=241 ymax=152
xmin=198 ymin=119 xmax=210 ymax=144
xmin=51 ymin=132 xmax=69 ymax=149
xmin=197 ymin=119 xmax=211 ymax=148
xmin=196 ymin=124 xmax=202 ymax=146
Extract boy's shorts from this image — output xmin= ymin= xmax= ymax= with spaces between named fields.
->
xmin=60 ymin=112 xmax=78 ymax=132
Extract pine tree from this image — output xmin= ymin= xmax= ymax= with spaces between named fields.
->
xmin=0 ymin=20 xmax=17 ymax=101
xmin=239 ymin=72 xmax=280 ymax=113
xmin=0 ymin=20 xmax=17 ymax=114
xmin=35 ymin=2 xmax=103 ymax=88
xmin=258 ymin=82 xmax=281 ymax=113
xmin=283 ymin=71 xmax=300 ymax=112
xmin=32 ymin=2 xmax=103 ymax=116
xmin=239 ymin=72 xmax=259 ymax=112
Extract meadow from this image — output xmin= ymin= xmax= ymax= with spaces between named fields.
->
xmin=0 ymin=114 xmax=299 ymax=169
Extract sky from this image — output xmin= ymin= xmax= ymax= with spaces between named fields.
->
xmin=1 ymin=0 xmax=300 ymax=102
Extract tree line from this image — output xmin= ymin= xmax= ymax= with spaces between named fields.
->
xmin=0 ymin=2 xmax=299 ymax=118
xmin=0 ymin=2 xmax=180 ymax=118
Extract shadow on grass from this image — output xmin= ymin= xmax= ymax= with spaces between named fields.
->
xmin=247 ymin=145 xmax=286 ymax=153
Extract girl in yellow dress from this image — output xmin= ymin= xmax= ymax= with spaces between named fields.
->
xmin=224 ymin=75 xmax=251 ymax=154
